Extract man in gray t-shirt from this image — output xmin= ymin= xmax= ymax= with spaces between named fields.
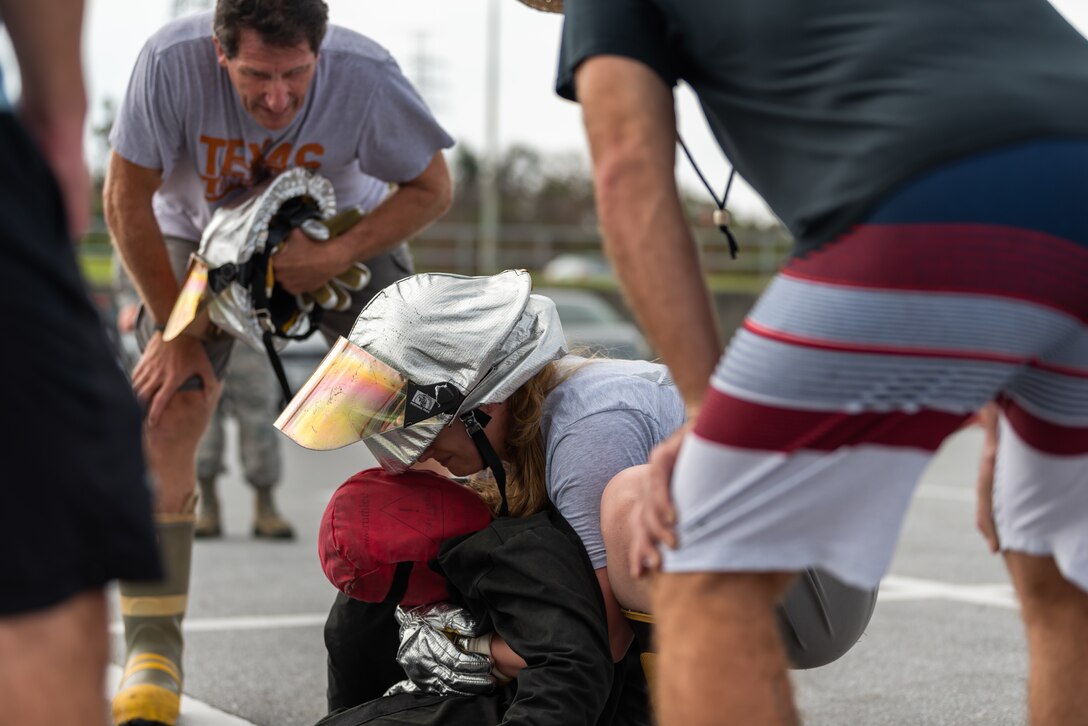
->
xmin=104 ymin=3 xmax=453 ymax=724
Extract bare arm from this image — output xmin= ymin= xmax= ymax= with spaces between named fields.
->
xmin=1 ymin=0 xmax=90 ymax=237
xmin=104 ymin=150 xmax=215 ymax=423
xmin=489 ymin=634 xmax=528 ymax=681
xmin=273 ymin=151 xmax=453 ymax=294
xmin=103 ymin=151 xmax=176 ymax=323
xmin=578 ymin=56 xmax=721 ymax=413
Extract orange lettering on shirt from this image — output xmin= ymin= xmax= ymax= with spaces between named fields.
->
xmin=295 ymin=143 xmax=324 ymax=169
xmin=196 ymin=137 xmax=326 ymax=202
xmin=202 ymin=175 xmax=229 ymax=202
xmin=223 ymin=139 xmax=247 ymax=177
xmin=200 ymin=135 xmax=226 ymax=176
xmin=265 ymin=142 xmax=292 ymax=173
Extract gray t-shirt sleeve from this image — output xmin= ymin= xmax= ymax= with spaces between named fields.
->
xmin=547 ymin=408 xmax=659 ymax=570
xmin=109 ymin=41 xmax=182 ymax=174
xmin=353 ymin=56 xmax=454 ymax=183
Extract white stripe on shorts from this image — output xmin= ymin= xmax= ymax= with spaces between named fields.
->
xmin=662 ymin=433 xmax=931 ymax=590
xmin=994 ymin=415 xmax=1088 ymax=591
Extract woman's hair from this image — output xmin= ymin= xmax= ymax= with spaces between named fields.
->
xmin=469 ymin=356 xmax=592 ymax=517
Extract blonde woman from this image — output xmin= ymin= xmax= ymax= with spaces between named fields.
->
xmin=280 ymin=270 xmax=874 ymax=716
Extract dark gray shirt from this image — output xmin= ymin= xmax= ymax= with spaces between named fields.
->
xmin=558 ymin=0 xmax=1088 ymax=252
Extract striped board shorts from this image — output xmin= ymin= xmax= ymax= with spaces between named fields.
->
xmin=663 ymin=138 xmax=1088 ymax=592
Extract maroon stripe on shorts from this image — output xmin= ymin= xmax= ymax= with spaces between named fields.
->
xmin=1000 ymin=397 xmax=1088 ymax=456
xmin=744 ymin=319 xmax=1031 ymax=366
xmin=694 ymin=388 xmax=968 ymax=453
xmin=785 ymin=224 xmax=1088 ymax=321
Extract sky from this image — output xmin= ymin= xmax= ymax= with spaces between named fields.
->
xmin=15 ymin=0 xmax=1088 ymax=224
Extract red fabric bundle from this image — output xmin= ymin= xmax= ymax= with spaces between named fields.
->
xmin=319 ymin=467 xmax=492 ymax=606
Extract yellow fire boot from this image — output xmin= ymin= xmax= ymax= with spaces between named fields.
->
xmin=112 ymin=514 xmax=193 ymax=726
xmin=194 ymin=478 xmax=221 ymax=538
xmin=252 ymin=486 xmax=295 ymax=540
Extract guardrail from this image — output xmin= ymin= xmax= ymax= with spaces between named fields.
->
xmin=394 ymin=221 xmax=790 ymax=276
xmin=80 ymin=219 xmax=792 ymax=280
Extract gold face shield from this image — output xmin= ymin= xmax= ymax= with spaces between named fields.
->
xmin=163 ymin=256 xmax=215 ymax=341
xmin=274 ymin=337 xmax=463 ymax=451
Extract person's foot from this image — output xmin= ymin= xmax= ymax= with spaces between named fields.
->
xmin=111 ymin=654 xmax=182 ymax=726
xmin=253 ymin=487 xmax=295 ymax=540
xmin=194 ymin=478 xmax=221 ymax=538
xmin=194 ymin=510 xmax=221 ymax=538
xmin=113 ymin=517 xmax=192 ymax=726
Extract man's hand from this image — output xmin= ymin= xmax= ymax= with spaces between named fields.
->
xmin=131 ymin=333 xmax=217 ymax=426
xmin=975 ymin=403 xmax=1001 ymax=553
xmin=271 ymin=227 xmax=351 ymax=294
xmin=629 ymin=420 xmax=691 ymax=579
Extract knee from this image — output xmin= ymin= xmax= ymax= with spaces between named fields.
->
xmin=600 ymin=466 xmax=646 ymax=545
xmin=145 ymin=389 xmax=220 ymax=453
xmin=1006 ymin=553 xmax=1088 ymax=626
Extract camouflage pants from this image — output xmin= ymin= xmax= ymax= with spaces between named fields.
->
xmin=196 ymin=342 xmax=282 ymax=489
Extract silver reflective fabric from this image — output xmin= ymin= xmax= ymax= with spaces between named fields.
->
xmin=355 ymin=270 xmax=567 ymax=471
xmin=202 ymin=168 xmax=336 ymax=350
xmin=391 ymin=603 xmax=495 ymax=697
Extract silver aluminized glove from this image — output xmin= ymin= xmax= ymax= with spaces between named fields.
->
xmin=383 ymin=679 xmax=421 ymax=697
xmin=294 ymin=210 xmax=371 ymax=312
xmin=296 ymin=261 xmax=371 ymax=312
xmin=393 ymin=602 xmax=496 ymax=696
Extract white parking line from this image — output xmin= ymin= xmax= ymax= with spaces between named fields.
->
xmin=108 ymin=612 xmax=327 ymax=636
xmin=107 ymin=574 xmax=1016 ymax=644
xmin=880 ymin=575 xmax=1018 ymax=610
xmin=102 ymin=573 xmax=1015 ymax=723
xmin=106 ymin=665 xmax=258 ymax=726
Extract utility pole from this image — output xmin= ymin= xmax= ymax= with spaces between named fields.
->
xmin=407 ymin=31 xmax=445 ymax=114
xmin=478 ymin=0 xmax=502 ymax=274
xmin=173 ymin=0 xmax=212 ymax=18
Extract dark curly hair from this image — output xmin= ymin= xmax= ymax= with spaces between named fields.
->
xmin=214 ymin=0 xmax=329 ymax=58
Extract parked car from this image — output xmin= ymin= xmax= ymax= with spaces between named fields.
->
xmin=236 ymin=286 xmax=654 ymax=396
xmin=540 ymin=253 xmax=613 ymax=284
xmin=535 ymin=286 xmax=652 ymax=360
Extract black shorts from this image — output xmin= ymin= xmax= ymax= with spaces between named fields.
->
xmin=0 ymin=114 xmax=161 ymax=616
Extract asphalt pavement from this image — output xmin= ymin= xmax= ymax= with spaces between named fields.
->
xmin=107 ymin=423 xmax=1029 ymax=726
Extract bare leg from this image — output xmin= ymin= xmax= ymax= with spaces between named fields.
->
xmin=114 ymin=386 xmax=219 ymax=726
xmin=652 ymin=571 xmax=799 ymax=726
xmin=1005 ymin=552 xmax=1088 ymax=726
xmin=145 ymin=387 xmax=220 ymax=515
xmin=0 ymin=589 xmax=110 ymax=726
